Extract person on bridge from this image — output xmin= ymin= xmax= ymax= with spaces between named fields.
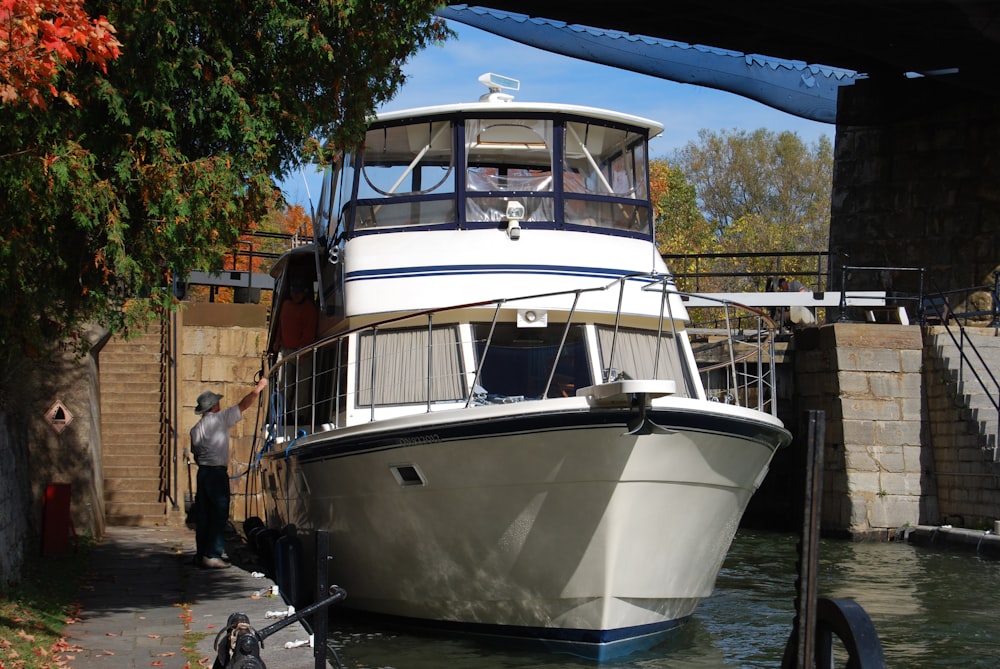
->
xmin=778 ymin=277 xmax=816 ymax=326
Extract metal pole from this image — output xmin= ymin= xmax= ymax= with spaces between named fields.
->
xmin=314 ymin=530 xmax=330 ymax=669
xmin=782 ymin=410 xmax=825 ymax=668
xmin=918 ymin=268 xmax=927 ymax=325
xmin=797 ymin=410 xmax=825 ymax=667
xmin=991 ymin=271 xmax=1000 ymax=328
xmin=837 ymin=265 xmax=849 ymax=322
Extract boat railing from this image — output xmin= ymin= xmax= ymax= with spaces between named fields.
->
xmin=667 ymin=290 xmax=781 ymax=415
xmin=263 ymin=275 xmax=782 ymax=438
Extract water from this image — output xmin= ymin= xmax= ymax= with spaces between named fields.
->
xmin=318 ymin=530 xmax=1000 ymax=668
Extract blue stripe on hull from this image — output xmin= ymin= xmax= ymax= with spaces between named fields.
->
xmin=331 ymin=607 xmax=689 ymax=661
xmin=344 ymin=263 xmax=664 ymax=283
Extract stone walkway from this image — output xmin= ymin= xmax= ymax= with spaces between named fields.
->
xmin=63 ymin=525 xmax=323 ymax=669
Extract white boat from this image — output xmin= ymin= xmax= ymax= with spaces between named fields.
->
xmin=254 ymin=74 xmax=792 ymax=660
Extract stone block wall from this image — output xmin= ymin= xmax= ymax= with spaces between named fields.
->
xmin=0 ymin=327 xmax=105 ymax=583
xmin=794 ymin=323 xmax=936 ymax=539
xmin=831 ymin=75 xmax=1000 ymax=302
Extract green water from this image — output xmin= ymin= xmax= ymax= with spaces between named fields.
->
xmin=322 ymin=530 xmax=1000 ymax=668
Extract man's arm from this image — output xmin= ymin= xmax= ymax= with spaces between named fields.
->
xmin=238 ymin=377 xmax=268 ymax=413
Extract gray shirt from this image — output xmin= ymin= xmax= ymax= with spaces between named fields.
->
xmin=190 ymin=405 xmax=242 ymax=467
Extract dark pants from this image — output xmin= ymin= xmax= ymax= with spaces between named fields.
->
xmin=195 ymin=466 xmax=230 ymax=559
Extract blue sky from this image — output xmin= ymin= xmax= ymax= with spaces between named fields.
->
xmin=281 ymin=20 xmax=833 ymax=211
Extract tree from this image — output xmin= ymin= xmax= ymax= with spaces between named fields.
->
xmin=649 ymin=159 xmax=714 ymax=255
xmin=663 ymin=128 xmax=833 ymax=292
xmin=0 ymin=0 xmax=121 ymax=107
xmin=670 ymin=128 xmax=833 ymax=247
xmin=0 ymin=0 xmax=450 ymax=359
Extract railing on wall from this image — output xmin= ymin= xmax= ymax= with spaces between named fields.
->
xmin=161 ymin=309 xmax=180 ymax=513
xmin=923 ymin=272 xmax=1000 ymax=451
xmin=662 ymin=251 xmax=832 ymax=293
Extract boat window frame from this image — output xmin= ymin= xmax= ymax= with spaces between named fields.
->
xmin=470 ymin=321 xmax=594 ymax=401
xmin=355 ymin=324 xmax=468 ymax=408
xmin=339 ymin=111 xmax=656 ymax=241
xmin=594 ymin=325 xmax=697 ymax=398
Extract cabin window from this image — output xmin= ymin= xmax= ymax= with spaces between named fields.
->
xmin=356 ymin=326 xmax=465 ymax=406
xmin=563 ymin=122 xmax=650 ymax=233
xmin=595 ymin=326 xmax=694 ymax=397
xmin=354 ymin=120 xmax=456 ymax=229
xmin=471 ymin=322 xmax=591 ymax=400
xmin=464 ymin=118 xmax=554 ymax=224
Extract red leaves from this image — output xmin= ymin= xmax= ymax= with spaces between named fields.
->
xmin=0 ymin=0 xmax=122 ymax=108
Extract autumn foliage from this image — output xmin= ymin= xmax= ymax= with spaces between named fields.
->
xmin=0 ymin=0 xmax=121 ymax=107
xmin=0 ymin=0 xmax=449 ymax=354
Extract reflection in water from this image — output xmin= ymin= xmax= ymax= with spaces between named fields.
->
xmin=323 ymin=530 xmax=1000 ymax=668
xmin=821 ymin=538 xmax=1000 ymax=668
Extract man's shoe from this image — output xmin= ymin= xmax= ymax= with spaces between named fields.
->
xmin=202 ymin=556 xmax=230 ymax=569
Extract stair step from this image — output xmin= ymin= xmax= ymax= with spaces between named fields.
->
xmin=105 ymin=501 xmax=167 ymax=518
xmin=102 ymin=437 xmax=163 ymax=448
xmin=100 ymin=406 xmax=162 ymax=420
xmin=104 ymin=453 xmax=164 ymax=466
xmin=101 ymin=421 xmax=163 ymax=435
xmin=100 ymin=382 xmax=161 ymax=395
xmin=105 ymin=488 xmax=165 ymax=503
xmin=104 ymin=465 xmax=163 ymax=480
xmin=104 ymin=477 xmax=163 ymax=493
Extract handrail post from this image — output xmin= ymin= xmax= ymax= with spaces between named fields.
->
xmin=426 ymin=315 xmax=434 ymax=413
xmin=837 ymin=265 xmax=850 ymax=322
xmin=991 ymin=270 xmax=1000 ymax=328
xmin=917 ymin=268 xmax=928 ymax=325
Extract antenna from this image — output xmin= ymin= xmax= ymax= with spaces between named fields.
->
xmin=299 ymin=165 xmax=315 ymax=222
xmin=478 ymin=72 xmax=519 ymax=102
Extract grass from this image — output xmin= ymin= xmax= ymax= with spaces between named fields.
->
xmin=0 ymin=540 xmax=92 ymax=668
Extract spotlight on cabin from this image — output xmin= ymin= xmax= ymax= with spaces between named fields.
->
xmin=506 ymin=200 xmax=525 ymax=240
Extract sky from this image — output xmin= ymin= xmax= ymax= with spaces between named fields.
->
xmin=280 ymin=19 xmax=834 ymax=212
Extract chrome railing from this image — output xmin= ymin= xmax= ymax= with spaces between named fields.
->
xmin=263 ymin=275 xmax=782 ymax=439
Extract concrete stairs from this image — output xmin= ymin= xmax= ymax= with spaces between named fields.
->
xmin=99 ymin=325 xmax=169 ymax=526
xmin=929 ymin=327 xmax=1000 ymax=455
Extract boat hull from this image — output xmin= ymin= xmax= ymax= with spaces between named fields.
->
xmin=261 ymin=400 xmax=788 ymax=659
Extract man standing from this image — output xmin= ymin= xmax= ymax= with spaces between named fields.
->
xmin=190 ymin=376 xmax=268 ymax=569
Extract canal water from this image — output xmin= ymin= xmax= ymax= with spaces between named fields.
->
xmin=323 ymin=530 xmax=1000 ymax=668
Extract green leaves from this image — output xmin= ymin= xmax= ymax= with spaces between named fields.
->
xmin=0 ymin=0 xmax=450 ymax=353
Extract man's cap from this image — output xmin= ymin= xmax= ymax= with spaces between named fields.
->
xmin=195 ymin=390 xmax=223 ymax=414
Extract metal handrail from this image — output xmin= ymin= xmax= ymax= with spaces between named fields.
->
xmin=924 ymin=276 xmax=1000 ymax=450
xmin=263 ymin=275 xmax=783 ymax=435
xmin=662 ymin=250 xmax=832 ymax=293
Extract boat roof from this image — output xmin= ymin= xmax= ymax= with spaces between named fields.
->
xmin=374 ymin=100 xmax=665 ymax=139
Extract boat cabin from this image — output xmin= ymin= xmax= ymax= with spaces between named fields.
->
xmin=265 ymin=76 xmax=770 ymax=437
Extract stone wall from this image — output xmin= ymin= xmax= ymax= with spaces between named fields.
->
xmin=830 ymin=76 xmax=1000 ymax=302
xmin=794 ymin=323 xmax=936 ymax=539
xmin=0 ymin=329 xmax=105 ymax=584
xmin=178 ymin=303 xmax=269 ymax=524
xmin=0 ymin=412 xmax=30 ymax=586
